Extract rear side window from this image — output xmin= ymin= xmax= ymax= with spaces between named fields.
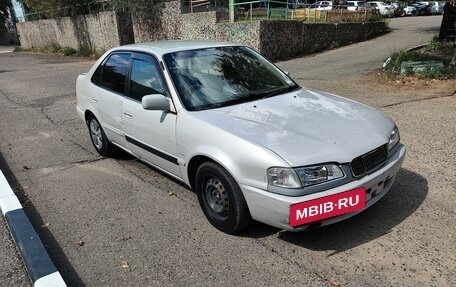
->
xmin=100 ymin=53 xmax=131 ymax=94
xmin=91 ymin=64 xmax=102 ymax=84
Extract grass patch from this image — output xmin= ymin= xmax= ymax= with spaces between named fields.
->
xmin=424 ymin=37 xmax=454 ymax=55
xmin=13 ymin=44 xmax=101 ymax=59
xmin=385 ymin=40 xmax=455 ymax=79
xmin=62 ymin=46 xmax=78 ymax=56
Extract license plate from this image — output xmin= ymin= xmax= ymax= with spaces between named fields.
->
xmin=289 ymin=188 xmax=366 ymax=227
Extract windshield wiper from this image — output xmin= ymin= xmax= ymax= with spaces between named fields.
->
xmin=251 ymin=85 xmax=301 ymax=99
xmin=193 ymin=85 xmax=301 ymax=111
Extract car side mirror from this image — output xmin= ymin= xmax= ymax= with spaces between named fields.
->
xmin=142 ymin=94 xmax=170 ymax=111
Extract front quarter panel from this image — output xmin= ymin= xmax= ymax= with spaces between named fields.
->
xmin=177 ymin=110 xmax=289 ymax=190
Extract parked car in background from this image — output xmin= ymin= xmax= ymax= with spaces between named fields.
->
xmin=434 ymin=1 xmax=444 ymax=14
xmin=368 ymin=1 xmax=395 ymax=16
xmin=424 ymin=1 xmax=444 ymax=14
xmin=311 ymin=1 xmax=333 ymax=10
xmin=410 ymin=2 xmax=432 ymax=15
xmin=401 ymin=5 xmax=417 ymax=15
xmin=347 ymin=1 xmax=370 ymax=11
xmin=76 ymin=41 xmax=406 ymax=233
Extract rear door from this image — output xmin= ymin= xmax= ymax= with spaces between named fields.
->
xmin=90 ymin=52 xmax=131 ymax=147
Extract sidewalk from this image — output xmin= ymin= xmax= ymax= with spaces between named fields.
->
xmin=0 ymin=46 xmax=15 ymax=53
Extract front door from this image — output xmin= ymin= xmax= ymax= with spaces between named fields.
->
xmin=122 ymin=52 xmax=181 ymax=177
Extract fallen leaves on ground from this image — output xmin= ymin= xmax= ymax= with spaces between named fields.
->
xmin=168 ymin=192 xmax=174 ymax=196
xmin=121 ymin=235 xmax=132 ymax=241
xmin=41 ymin=223 xmax=50 ymax=228
xmin=329 ymin=278 xmax=341 ymax=286
xmin=76 ymin=240 xmax=85 ymax=246
xmin=120 ymin=260 xmax=129 ymax=269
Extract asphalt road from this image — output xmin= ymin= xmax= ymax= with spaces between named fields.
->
xmin=0 ymin=16 xmax=454 ymax=287
xmin=280 ymin=15 xmax=442 ymax=80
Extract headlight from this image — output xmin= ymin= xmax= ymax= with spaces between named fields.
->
xmin=267 ymin=164 xmax=344 ymax=189
xmin=267 ymin=167 xmax=301 ymax=188
xmin=388 ymin=126 xmax=400 ymax=150
xmin=295 ymin=164 xmax=344 ymax=186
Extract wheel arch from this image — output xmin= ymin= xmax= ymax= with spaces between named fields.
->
xmin=187 ymin=155 xmax=220 ymax=190
xmin=84 ymin=110 xmax=96 ymax=125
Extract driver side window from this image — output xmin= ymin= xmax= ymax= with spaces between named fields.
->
xmin=129 ymin=54 xmax=166 ymax=102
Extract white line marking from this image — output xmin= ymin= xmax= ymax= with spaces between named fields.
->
xmin=0 ymin=171 xmax=23 ymax=215
xmin=33 ymin=271 xmax=67 ymax=287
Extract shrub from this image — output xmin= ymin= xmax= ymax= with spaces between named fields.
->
xmin=78 ymin=45 xmax=94 ymax=57
xmin=62 ymin=46 xmax=78 ymax=56
xmin=46 ymin=43 xmax=62 ymax=53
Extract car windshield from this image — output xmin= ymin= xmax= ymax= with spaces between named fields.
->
xmin=163 ymin=46 xmax=299 ymax=111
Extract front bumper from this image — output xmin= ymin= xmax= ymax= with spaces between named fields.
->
xmin=241 ymin=144 xmax=406 ymax=231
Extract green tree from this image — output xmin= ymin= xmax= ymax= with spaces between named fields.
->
xmin=16 ymin=0 xmax=94 ymax=18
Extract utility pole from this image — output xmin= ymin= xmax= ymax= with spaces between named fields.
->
xmin=229 ymin=0 xmax=234 ymax=22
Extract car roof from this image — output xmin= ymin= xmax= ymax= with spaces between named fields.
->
xmin=110 ymin=40 xmax=243 ymax=56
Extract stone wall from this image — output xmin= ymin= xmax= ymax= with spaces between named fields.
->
xmin=132 ymin=1 xmax=182 ymax=43
xmin=16 ymin=1 xmax=386 ymax=61
xmin=259 ymin=21 xmax=387 ymax=60
xmin=16 ymin=11 xmax=134 ymax=52
xmin=180 ymin=11 xmax=261 ymax=50
xmin=131 ymin=1 xmax=386 ymax=61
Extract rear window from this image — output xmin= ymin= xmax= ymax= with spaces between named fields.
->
xmin=100 ymin=53 xmax=131 ymax=94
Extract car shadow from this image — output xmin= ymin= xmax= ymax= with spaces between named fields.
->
xmin=0 ymin=151 xmax=87 ymax=287
xmin=276 ymin=168 xmax=428 ymax=255
xmin=110 ymin=154 xmax=428 ymax=250
xmin=238 ymin=168 xmax=427 ymax=249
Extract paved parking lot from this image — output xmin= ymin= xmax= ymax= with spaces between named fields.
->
xmin=0 ymin=16 xmax=454 ymax=286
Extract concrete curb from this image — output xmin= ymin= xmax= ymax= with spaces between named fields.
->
xmin=406 ymin=43 xmax=428 ymax=52
xmin=0 ymin=171 xmax=67 ymax=287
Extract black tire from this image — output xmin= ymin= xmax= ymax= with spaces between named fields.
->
xmin=195 ymin=161 xmax=252 ymax=234
xmin=87 ymin=116 xmax=115 ymax=157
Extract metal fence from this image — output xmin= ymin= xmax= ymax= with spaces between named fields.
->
xmin=181 ymin=0 xmax=383 ymax=23
xmin=229 ymin=0 xmax=383 ymax=23
xmin=17 ymin=0 xmax=383 ymax=23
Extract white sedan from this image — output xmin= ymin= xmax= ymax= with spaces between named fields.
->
xmin=368 ymin=1 xmax=395 ymax=16
xmin=76 ymin=41 xmax=406 ymax=233
xmin=402 ymin=5 xmax=417 ymax=15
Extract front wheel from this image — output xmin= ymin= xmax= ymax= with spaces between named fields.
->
xmin=195 ymin=162 xmax=252 ymax=234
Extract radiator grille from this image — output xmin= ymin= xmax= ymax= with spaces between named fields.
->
xmin=350 ymin=145 xmax=388 ymax=177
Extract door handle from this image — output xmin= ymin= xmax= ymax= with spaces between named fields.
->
xmin=123 ymin=112 xmax=133 ymax=118
xmin=92 ymin=98 xmax=98 ymax=103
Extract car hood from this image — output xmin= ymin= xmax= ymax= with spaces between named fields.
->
xmin=192 ymin=88 xmax=394 ymax=167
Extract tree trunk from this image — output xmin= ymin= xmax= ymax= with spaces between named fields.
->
xmin=438 ymin=2 xmax=456 ymax=41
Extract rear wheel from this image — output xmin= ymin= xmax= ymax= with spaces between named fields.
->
xmin=195 ymin=162 xmax=252 ymax=234
xmin=87 ymin=116 xmax=115 ymax=156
